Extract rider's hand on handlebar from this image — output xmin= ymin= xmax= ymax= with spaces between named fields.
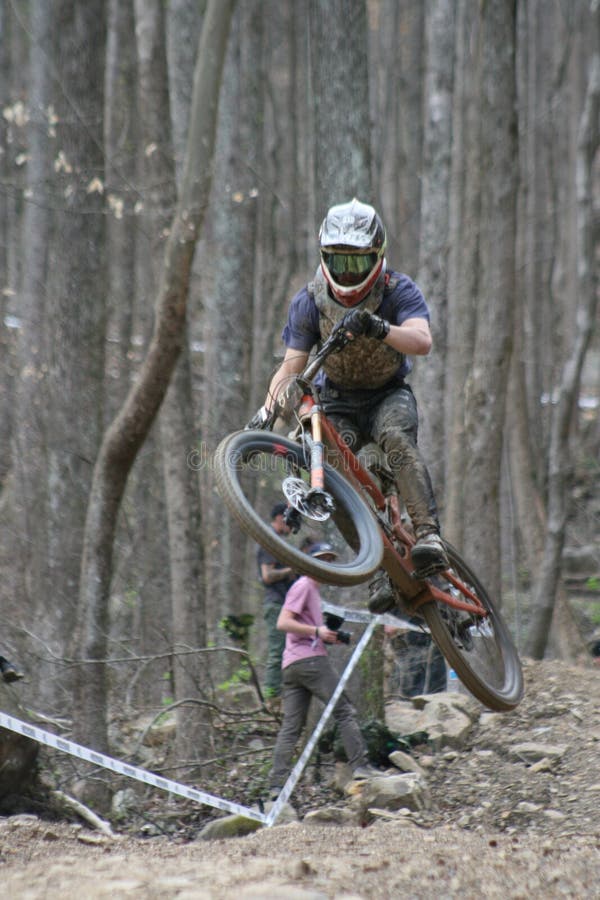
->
xmin=245 ymin=405 xmax=275 ymax=430
xmin=341 ymin=308 xmax=390 ymax=341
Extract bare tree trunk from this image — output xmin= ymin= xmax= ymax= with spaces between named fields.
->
xmin=444 ymin=1 xmax=481 ymax=548
xmin=415 ymin=0 xmax=456 ymax=498
xmin=526 ymin=32 xmax=599 ymax=658
xmin=201 ymin=2 xmax=263 ymax=627
xmin=165 ymin=0 xmax=209 ymax=764
xmin=167 ymin=0 xmax=205 ymax=180
xmin=309 ymin=0 xmax=371 ymax=204
xmin=132 ymin=0 xmax=179 ymax=710
xmin=8 ymin=0 xmax=53 ymax=672
xmin=75 ymin=0 xmax=236 ymax=753
xmin=0 ymin=0 xmax=15 ymax=490
xmin=104 ymin=0 xmax=137 ymax=418
xmin=134 ymin=0 xmax=209 ymax=760
xmin=42 ymin=0 xmax=108 ymax=711
xmin=371 ymin=0 xmax=424 ymax=272
xmin=394 ymin=0 xmax=424 ymax=273
xmin=461 ymin=1 xmax=518 ymax=601
xmin=250 ymin=1 xmax=304 ymax=407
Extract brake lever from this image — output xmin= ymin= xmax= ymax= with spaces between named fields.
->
xmin=298 ymin=322 xmax=353 ymax=386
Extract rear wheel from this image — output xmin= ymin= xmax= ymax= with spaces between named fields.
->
xmin=214 ymin=431 xmax=383 ymax=586
xmin=421 ymin=544 xmax=523 ymax=711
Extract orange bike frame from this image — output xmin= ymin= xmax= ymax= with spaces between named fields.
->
xmin=299 ymin=393 xmax=487 ymax=619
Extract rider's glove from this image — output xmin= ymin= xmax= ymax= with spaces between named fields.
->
xmin=341 ymin=308 xmax=390 ymax=341
xmin=245 ymin=405 xmax=275 ymax=430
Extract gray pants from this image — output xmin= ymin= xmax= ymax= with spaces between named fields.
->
xmin=322 ymin=383 xmax=439 ymax=538
xmin=269 ymin=655 xmax=367 ymax=790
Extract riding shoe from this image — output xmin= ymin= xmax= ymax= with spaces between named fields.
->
xmin=368 ymin=572 xmax=397 ymax=614
xmin=411 ymin=533 xmax=449 ymax=578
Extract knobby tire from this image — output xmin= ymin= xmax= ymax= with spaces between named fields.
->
xmin=421 ymin=543 xmax=524 ymax=711
xmin=214 ymin=430 xmax=383 ymax=586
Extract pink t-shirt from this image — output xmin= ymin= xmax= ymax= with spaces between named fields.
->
xmin=281 ymin=575 xmax=327 ymax=669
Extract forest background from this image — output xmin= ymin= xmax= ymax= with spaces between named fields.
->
xmin=0 ymin=0 xmax=598 ymax=787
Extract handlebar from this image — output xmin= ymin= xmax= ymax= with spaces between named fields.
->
xmin=247 ymin=321 xmax=353 ymax=430
xmin=300 ymin=321 xmax=353 ymax=384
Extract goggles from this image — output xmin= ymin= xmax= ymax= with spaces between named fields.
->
xmin=321 ymin=250 xmax=379 ymax=285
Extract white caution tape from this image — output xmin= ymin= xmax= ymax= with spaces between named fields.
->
xmin=322 ymin=600 xmax=428 ymax=632
xmin=0 ymin=711 xmax=266 ymax=824
xmin=0 ymin=607 xmax=393 ymax=829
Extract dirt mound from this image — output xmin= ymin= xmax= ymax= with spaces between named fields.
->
xmin=1 ymin=658 xmax=599 ymax=898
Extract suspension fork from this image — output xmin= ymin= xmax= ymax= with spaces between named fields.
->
xmin=309 ymin=404 xmax=325 ymax=491
xmin=295 ymin=398 xmax=335 ymax=518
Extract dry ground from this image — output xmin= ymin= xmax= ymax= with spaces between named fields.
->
xmin=1 ymin=658 xmax=600 ymax=898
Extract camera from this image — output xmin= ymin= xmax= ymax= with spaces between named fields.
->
xmin=324 ymin=613 xmax=351 ymax=646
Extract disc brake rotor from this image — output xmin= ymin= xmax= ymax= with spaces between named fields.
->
xmin=282 ymin=476 xmax=334 ymax=522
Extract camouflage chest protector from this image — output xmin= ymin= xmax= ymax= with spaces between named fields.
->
xmin=309 ymin=268 xmax=405 ymax=390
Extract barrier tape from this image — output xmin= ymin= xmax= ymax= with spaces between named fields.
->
xmin=0 ymin=604 xmax=401 ymax=828
xmin=0 ymin=711 xmax=266 ymax=825
xmin=322 ymin=600 xmax=427 ymax=632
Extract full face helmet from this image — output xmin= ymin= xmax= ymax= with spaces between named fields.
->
xmin=319 ymin=198 xmax=387 ymax=307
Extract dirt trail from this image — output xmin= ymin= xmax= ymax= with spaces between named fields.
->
xmin=1 ymin=659 xmax=599 ymax=899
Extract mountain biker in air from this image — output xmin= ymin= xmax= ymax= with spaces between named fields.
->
xmin=253 ymin=198 xmax=448 ymax=612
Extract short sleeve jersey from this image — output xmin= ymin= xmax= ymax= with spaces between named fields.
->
xmin=281 ymin=270 xmax=430 ymax=390
xmin=281 ymin=575 xmax=328 ymax=669
xmin=257 ymin=544 xmax=295 ymax=604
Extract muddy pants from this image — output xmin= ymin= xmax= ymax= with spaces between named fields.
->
xmin=321 ymin=383 xmax=439 ymax=538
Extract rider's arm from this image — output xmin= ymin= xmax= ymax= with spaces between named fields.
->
xmin=265 ymin=347 xmax=309 ymax=412
xmin=383 ymin=316 xmax=432 ymax=356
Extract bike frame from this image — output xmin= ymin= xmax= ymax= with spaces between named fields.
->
xmin=296 ymin=393 xmax=488 ymax=620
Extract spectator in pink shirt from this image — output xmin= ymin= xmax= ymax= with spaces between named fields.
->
xmin=268 ymin=542 xmax=377 ymax=799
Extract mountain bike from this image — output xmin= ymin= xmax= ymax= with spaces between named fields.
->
xmin=214 ymin=324 xmax=524 ymax=712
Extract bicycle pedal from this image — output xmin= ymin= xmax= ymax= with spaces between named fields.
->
xmin=411 ymin=562 xmax=448 ymax=581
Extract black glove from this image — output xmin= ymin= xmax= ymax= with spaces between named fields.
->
xmin=245 ymin=405 xmax=275 ymax=430
xmin=341 ymin=308 xmax=390 ymax=341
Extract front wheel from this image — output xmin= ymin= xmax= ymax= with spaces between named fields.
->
xmin=421 ymin=544 xmax=524 ymax=711
xmin=214 ymin=431 xmax=384 ymax=586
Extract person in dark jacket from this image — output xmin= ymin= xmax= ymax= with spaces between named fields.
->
xmin=257 ymin=502 xmax=296 ymax=705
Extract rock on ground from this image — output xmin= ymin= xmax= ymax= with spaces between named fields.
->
xmin=0 ymin=658 xmax=599 ymax=899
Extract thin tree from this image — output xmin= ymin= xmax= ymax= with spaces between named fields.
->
xmin=526 ymin=21 xmax=599 ymax=658
xmin=75 ymin=0 xmax=236 ymax=752
xmin=28 ymin=0 xmax=107 ymax=712
xmin=104 ymin=0 xmax=137 ymax=418
xmin=443 ymin=2 xmax=481 ymax=549
xmin=460 ymin=1 xmax=518 ymax=601
xmin=200 ymin=1 xmax=263 ymax=626
xmin=134 ymin=0 xmax=208 ymax=762
xmin=10 ymin=0 xmax=54 ymax=687
xmin=309 ymin=0 xmax=371 ymax=205
xmin=415 ymin=0 xmax=456 ymax=496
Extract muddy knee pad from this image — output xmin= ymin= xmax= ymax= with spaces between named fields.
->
xmin=372 ymin=395 xmax=439 ymax=532
xmin=371 ymin=386 xmax=419 ymax=446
